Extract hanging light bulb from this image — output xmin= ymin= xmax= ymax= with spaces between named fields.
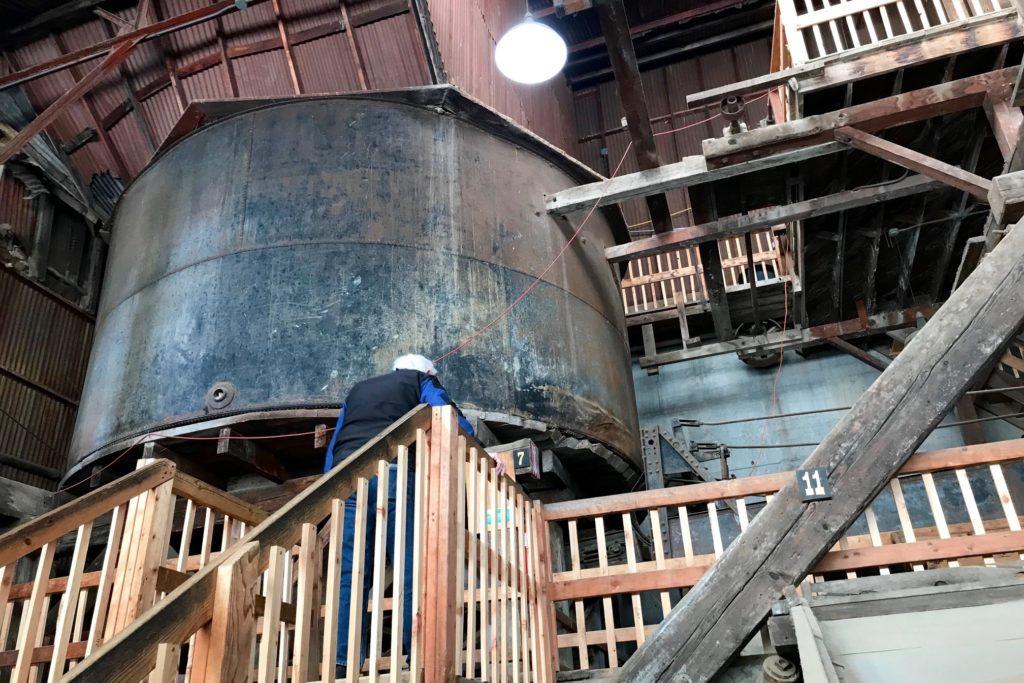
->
xmin=495 ymin=13 xmax=568 ymax=85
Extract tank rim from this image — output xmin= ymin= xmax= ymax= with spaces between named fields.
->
xmin=122 ymin=85 xmax=629 ymax=242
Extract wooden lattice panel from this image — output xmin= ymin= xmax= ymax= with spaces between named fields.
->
xmin=620 ymin=248 xmax=704 ymax=317
xmin=778 ymin=0 xmax=1011 ymax=64
xmin=619 ymin=230 xmax=785 ymax=317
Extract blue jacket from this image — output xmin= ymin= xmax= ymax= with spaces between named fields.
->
xmin=323 ymin=369 xmax=475 ymax=472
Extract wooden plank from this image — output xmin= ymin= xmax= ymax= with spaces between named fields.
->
xmin=409 ymin=429 xmax=428 ymax=682
xmin=47 ymin=522 xmax=92 ymax=682
xmin=463 ymin=449 xmax=478 ymax=679
xmin=477 ymin=454 xmax=492 ymax=682
xmin=292 ymin=523 xmax=317 ymax=681
xmin=258 ymin=547 xmax=287 ymax=683
xmin=203 ymin=541 xmax=259 ymax=683
xmin=604 ymin=175 xmax=938 ymax=262
xmin=621 ymin=513 xmax=646 ymax=646
xmin=171 ymin=472 xmax=268 ymax=527
xmin=593 ymin=516 xmax=618 ymax=668
xmin=12 ymin=543 xmax=55 ymax=683
xmin=703 ymin=68 xmax=1015 ymax=168
xmin=549 ymin=529 xmax=1024 ymax=601
xmin=836 ymin=126 xmax=992 ymax=199
xmin=345 ymin=478 xmax=370 ymax=683
xmin=649 ymin=509 xmax=673 ymax=618
xmin=66 ymin=405 xmax=431 ymax=683
xmin=567 ymin=520 xmax=589 ymax=669
xmin=0 ymin=460 xmax=174 ymax=567
xmin=547 ymin=143 xmax=844 ymax=216
xmin=86 ymin=504 xmax=126 ymax=654
xmin=422 ymin=407 xmax=463 ymax=683
xmin=367 ymin=461 xmax=390 ymax=681
xmin=617 ymin=213 xmax=1024 ymax=683
xmin=150 ymin=643 xmax=180 ymax=683
xmin=391 ymin=445 xmax=410 ymax=674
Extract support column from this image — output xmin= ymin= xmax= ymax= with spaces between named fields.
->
xmin=618 ymin=210 xmax=1024 ymax=682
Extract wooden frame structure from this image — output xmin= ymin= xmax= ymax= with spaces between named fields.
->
xmin=60 ymin=405 xmax=557 ymax=683
xmin=10 ymin=405 xmax=1023 ymax=682
xmin=541 ymin=438 xmax=1024 ymax=675
xmin=0 ymin=458 xmax=266 ymax=682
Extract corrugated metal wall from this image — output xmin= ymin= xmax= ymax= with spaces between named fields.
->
xmin=0 ymin=269 xmax=93 ymax=489
xmin=427 ymin=0 xmax=578 ymax=153
xmin=0 ymin=173 xmax=36 ymax=247
xmin=572 ymin=37 xmax=772 ymax=229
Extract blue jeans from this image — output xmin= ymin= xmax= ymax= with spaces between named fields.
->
xmin=337 ymin=463 xmax=415 ymax=667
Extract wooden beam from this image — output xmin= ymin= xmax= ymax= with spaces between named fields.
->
xmin=983 ymin=171 xmax=1024 ymax=251
xmin=216 ymin=428 xmax=290 ymax=484
xmin=547 ymin=142 xmax=843 ymax=216
xmin=826 ymin=337 xmax=889 ymax=372
xmin=604 ymin=174 xmax=939 ymax=262
xmin=703 ymin=68 xmax=1015 ymax=169
xmin=0 ymin=0 xmax=266 ymax=90
xmin=0 ymin=40 xmax=136 ymax=166
xmin=0 ymin=460 xmax=175 ymax=567
xmin=836 ymin=127 xmax=992 ymax=201
xmin=544 ymin=435 xmax=1024 ymax=522
xmin=640 ymin=305 xmax=933 ymax=368
xmin=618 ymin=209 xmax=1024 ymax=681
xmin=594 ymin=0 xmax=673 ymax=233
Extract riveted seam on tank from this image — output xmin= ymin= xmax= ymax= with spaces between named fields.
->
xmin=95 ymin=239 xmax=630 ymax=343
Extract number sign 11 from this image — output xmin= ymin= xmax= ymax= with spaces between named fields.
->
xmin=797 ymin=467 xmax=832 ymax=502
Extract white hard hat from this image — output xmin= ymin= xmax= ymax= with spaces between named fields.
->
xmin=393 ymin=354 xmax=438 ymax=376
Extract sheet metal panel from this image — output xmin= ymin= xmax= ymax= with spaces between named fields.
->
xmin=427 ymin=0 xmax=578 ymax=154
xmin=0 ymin=269 xmax=93 ymax=489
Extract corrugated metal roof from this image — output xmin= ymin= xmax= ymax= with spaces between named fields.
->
xmin=7 ymin=0 xmax=434 ymax=188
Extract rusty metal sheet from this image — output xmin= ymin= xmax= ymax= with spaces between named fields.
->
xmin=68 ymin=90 xmax=640 ymax=485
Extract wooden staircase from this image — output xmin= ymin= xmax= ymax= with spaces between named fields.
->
xmin=2 ymin=405 xmax=1024 ymax=681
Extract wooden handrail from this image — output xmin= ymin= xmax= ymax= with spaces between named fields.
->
xmin=0 ymin=460 xmax=176 ymax=567
xmin=66 ymin=403 xmax=433 ymax=682
xmin=543 ymin=439 xmax=1024 ymax=521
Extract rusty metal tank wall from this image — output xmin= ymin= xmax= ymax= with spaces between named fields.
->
xmin=67 ymin=90 xmax=640 ymax=482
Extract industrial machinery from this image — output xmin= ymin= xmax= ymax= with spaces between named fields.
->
xmin=65 ymin=87 xmax=640 ymax=493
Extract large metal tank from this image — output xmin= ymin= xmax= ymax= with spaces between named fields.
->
xmin=67 ymin=87 xmax=640 ymax=487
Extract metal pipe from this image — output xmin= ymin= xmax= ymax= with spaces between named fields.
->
xmin=722 ymin=411 xmax=1024 ymax=449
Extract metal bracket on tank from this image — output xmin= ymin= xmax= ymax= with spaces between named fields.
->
xmin=205 ymin=381 xmax=237 ymax=411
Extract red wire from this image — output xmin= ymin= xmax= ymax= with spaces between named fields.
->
xmin=433 ymin=140 xmax=636 ymax=365
xmin=434 ymin=92 xmax=771 ymax=365
xmin=56 ymin=426 xmax=337 ymax=493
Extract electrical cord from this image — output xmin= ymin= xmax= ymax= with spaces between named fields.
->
xmin=681 ymin=386 xmax=1024 ymax=427
xmin=721 ymin=411 xmax=1024 ymax=449
xmin=433 ymin=93 xmax=771 ymax=366
xmin=56 ymin=425 xmax=336 ymax=493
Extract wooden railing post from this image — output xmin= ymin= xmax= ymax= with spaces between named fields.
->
xmin=421 ymin=406 xmax=462 ymax=682
xmin=201 ymin=541 xmax=260 ymax=683
xmin=106 ymin=460 xmax=176 ymax=638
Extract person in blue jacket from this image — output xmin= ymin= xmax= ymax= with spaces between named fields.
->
xmin=324 ymin=354 xmax=503 ymax=675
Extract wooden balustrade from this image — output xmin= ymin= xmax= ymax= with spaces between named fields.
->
xmin=541 ymin=439 xmax=1024 ymax=674
xmin=0 ymin=457 xmax=266 ymax=683
xmin=778 ymin=0 xmax=1011 ymax=64
xmin=8 ymin=406 xmax=1024 ymax=681
xmin=65 ymin=404 xmax=556 ymax=683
